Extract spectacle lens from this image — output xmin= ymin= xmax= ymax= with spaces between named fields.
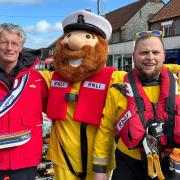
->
xmin=137 ymin=31 xmax=148 ymax=38
xmin=136 ymin=30 xmax=162 ymax=40
xmin=151 ymin=30 xmax=162 ymax=37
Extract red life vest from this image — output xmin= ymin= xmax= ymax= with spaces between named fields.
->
xmin=47 ymin=66 xmax=116 ymax=126
xmin=116 ymin=67 xmax=180 ymax=149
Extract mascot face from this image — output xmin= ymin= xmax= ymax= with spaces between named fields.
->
xmin=53 ymin=30 xmax=108 ymax=82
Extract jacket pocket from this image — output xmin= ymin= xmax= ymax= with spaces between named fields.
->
xmin=21 ymin=114 xmax=43 ymax=128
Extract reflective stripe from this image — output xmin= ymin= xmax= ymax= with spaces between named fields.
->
xmin=0 ymin=72 xmax=29 ymax=117
xmin=0 ymin=130 xmax=31 ymax=149
xmin=93 ymin=157 xmax=109 ymax=163
xmin=0 ymin=130 xmax=31 ymax=140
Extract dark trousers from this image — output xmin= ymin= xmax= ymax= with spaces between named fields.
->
xmin=112 ymin=149 xmax=158 ymax=180
xmin=0 ymin=166 xmax=37 ymax=180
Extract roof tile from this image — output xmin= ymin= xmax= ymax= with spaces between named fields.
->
xmin=150 ymin=0 xmax=180 ymax=22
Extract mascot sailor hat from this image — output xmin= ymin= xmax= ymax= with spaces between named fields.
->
xmin=62 ymin=9 xmax=112 ymax=40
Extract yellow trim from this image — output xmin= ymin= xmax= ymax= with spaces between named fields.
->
xmin=0 ymin=130 xmax=31 ymax=140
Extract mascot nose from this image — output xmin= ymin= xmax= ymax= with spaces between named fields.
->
xmin=68 ymin=36 xmax=85 ymax=50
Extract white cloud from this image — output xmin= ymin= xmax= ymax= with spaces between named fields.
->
xmin=24 ymin=20 xmax=62 ymax=33
xmin=0 ymin=0 xmax=41 ymax=3
xmin=25 ymin=33 xmax=61 ymax=49
xmin=25 ymin=36 xmax=50 ymax=49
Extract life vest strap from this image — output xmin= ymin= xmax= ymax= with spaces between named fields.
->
xmin=111 ymin=84 xmax=126 ymax=96
xmin=54 ymin=128 xmax=80 ymax=178
xmin=80 ymin=123 xmax=88 ymax=179
xmin=128 ymin=71 xmax=146 ymax=128
xmin=54 ymin=123 xmax=88 ymax=180
xmin=153 ymin=154 xmax=165 ymax=180
xmin=166 ymin=72 xmax=176 ymax=148
xmin=147 ymin=154 xmax=165 ymax=180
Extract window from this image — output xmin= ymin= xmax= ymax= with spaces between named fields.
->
xmin=114 ymin=54 xmax=122 ymax=70
xmin=106 ymin=55 xmax=113 ymax=66
xmin=164 ymin=25 xmax=172 ymax=36
xmin=110 ymin=32 xmax=120 ymax=43
xmin=161 ymin=21 xmax=173 ymax=37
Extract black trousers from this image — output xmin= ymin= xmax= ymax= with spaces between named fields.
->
xmin=111 ymin=149 xmax=158 ymax=180
xmin=0 ymin=166 xmax=37 ymax=180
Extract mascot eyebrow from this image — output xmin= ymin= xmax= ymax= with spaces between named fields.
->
xmin=65 ymin=30 xmax=96 ymax=39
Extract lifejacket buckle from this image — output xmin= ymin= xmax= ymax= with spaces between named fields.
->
xmin=143 ymin=134 xmax=158 ymax=155
xmin=65 ymin=93 xmax=78 ymax=102
xmin=148 ymin=122 xmax=165 ymax=138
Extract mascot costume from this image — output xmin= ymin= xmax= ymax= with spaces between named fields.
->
xmin=42 ymin=9 xmax=116 ymax=180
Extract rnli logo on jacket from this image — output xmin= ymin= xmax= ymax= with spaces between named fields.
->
xmin=116 ymin=110 xmax=132 ymax=131
xmin=83 ymin=81 xmax=106 ymax=90
xmin=51 ymin=80 xmax=68 ymax=88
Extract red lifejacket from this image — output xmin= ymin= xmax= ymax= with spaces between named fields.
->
xmin=116 ymin=67 xmax=180 ymax=149
xmin=47 ymin=66 xmax=116 ymax=126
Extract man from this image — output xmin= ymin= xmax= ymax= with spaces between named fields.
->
xmin=0 ymin=23 xmax=48 ymax=180
xmin=93 ymin=30 xmax=180 ymax=180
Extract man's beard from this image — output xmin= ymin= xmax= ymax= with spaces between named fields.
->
xmin=137 ymin=65 xmax=161 ymax=80
xmin=53 ymin=37 xmax=107 ymax=82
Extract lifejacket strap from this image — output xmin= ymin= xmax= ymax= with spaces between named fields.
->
xmin=54 ymin=123 xmax=88 ymax=180
xmin=128 ymin=71 xmax=146 ymax=128
xmin=153 ymin=154 xmax=165 ymax=180
xmin=166 ymin=72 xmax=176 ymax=148
xmin=147 ymin=154 xmax=154 ymax=177
xmin=54 ymin=128 xmax=79 ymax=178
xmin=111 ymin=84 xmax=126 ymax=96
xmin=80 ymin=123 xmax=88 ymax=179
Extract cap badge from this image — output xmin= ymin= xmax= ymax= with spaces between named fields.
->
xmin=77 ymin=15 xmax=85 ymax=24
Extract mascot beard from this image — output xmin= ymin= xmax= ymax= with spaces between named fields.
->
xmin=53 ymin=35 xmax=108 ymax=82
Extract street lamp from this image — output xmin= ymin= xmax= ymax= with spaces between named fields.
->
xmin=97 ymin=0 xmax=105 ymax=15
xmin=97 ymin=0 xmax=100 ymax=15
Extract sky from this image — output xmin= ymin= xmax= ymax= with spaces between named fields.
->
xmin=0 ymin=0 xmax=170 ymax=49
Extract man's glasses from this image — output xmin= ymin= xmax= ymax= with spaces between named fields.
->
xmin=0 ymin=41 xmax=21 ymax=48
xmin=135 ymin=30 xmax=163 ymax=40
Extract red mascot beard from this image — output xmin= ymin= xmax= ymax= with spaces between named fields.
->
xmin=53 ymin=34 xmax=108 ymax=82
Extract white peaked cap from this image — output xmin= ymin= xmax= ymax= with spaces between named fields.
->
xmin=62 ymin=9 xmax=112 ymax=40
